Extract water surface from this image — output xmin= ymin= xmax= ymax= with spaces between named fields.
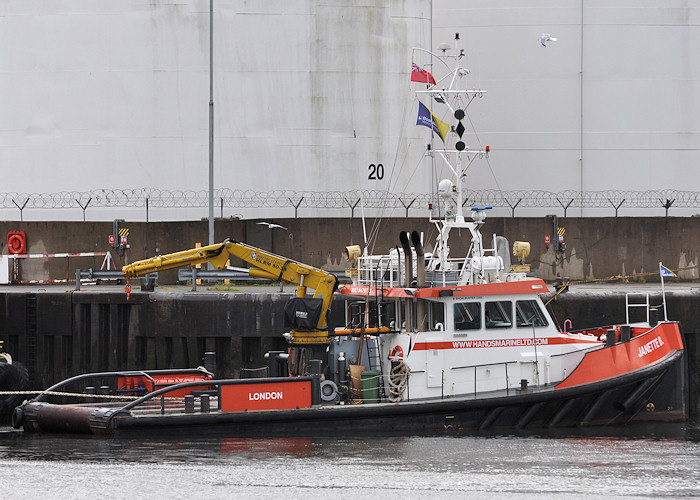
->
xmin=1 ymin=423 xmax=698 ymax=499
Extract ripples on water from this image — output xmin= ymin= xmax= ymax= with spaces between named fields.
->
xmin=0 ymin=423 xmax=699 ymax=499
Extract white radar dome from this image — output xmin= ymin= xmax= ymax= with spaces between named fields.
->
xmin=438 ymin=179 xmax=453 ymax=199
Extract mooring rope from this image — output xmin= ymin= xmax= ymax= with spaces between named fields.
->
xmin=388 ymin=361 xmax=410 ymax=402
xmin=543 ymin=263 xmax=699 ymax=307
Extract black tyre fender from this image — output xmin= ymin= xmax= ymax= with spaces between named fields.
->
xmin=0 ymin=362 xmax=29 ymax=414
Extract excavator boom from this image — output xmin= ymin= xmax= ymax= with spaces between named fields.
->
xmin=123 ymin=239 xmax=338 ymax=344
xmin=122 ymin=243 xmax=232 ymax=277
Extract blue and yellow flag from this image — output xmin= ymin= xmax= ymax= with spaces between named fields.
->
xmin=659 ymin=263 xmax=677 ymax=278
xmin=416 ymin=102 xmax=449 ymax=142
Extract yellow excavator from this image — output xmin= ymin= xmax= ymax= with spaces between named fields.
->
xmin=122 ymin=239 xmax=338 ymax=345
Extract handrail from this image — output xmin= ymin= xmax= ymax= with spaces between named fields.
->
xmin=356 ymin=254 xmax=466 ymax=287
xmin=625 ymin=292 xmax=650 ymax=324
xmin=452 ymin=359 xmax=517 ymax=371
xmin=451 ymin=360 xmax=517 ymax=397
xmin=34 ymin=368 xmax=214 ymax=402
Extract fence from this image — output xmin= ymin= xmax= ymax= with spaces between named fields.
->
xmin=2 ymin=188 xmax=699 ymax=220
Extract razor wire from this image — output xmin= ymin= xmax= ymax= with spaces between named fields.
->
xmin=0 ymin=188 xmax=698 ymax=212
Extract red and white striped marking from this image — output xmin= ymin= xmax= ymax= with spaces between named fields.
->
xmin=18 ymin=279 xmax=72 ymax=284
xmin=8 ymin=252 xmax=107 ymax=259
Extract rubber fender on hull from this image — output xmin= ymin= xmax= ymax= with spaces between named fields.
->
xmin=15 ymin=402 xmax=126 ymax=434
xmin=19 ymin=402 xmax=95 ymax=434
xmin=0 ymin=362 xmax=29 ymax=414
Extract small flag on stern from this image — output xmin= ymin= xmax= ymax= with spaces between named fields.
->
xmin=416 ymin=102 xmax=449 ymax=142
xmin=411 ymin=62 xmax=436 ymax=85
xmin=659 ymin=263 xmax=677 ymax=278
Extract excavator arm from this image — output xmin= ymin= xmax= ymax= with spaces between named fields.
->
xmin=122 ymin=239 xmax=338 ymax=344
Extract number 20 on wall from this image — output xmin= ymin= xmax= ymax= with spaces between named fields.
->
xmin=368 ymin=163 xmax=384 ymax=180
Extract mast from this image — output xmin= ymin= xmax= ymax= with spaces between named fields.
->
xmin=413 ymin=33 xmax=494 ymax=284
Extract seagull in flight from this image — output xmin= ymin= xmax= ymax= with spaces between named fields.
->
xmin=539 ymin=33 xmax=557 ymax=47
xmin=257 ymin=222 xmax=288 ymax=230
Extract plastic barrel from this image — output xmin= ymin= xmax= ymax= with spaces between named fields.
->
xmin=361 ymin=370 xmax=380 ymax=404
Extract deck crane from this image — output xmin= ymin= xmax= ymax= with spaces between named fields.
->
xmin=122 ymin=239 xmax=339 ymax=345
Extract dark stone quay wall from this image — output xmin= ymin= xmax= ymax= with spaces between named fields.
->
xmin=0 ymin=287 xmax=698 ymax=418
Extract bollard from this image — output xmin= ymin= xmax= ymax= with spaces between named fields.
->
xmin=620 ymin=325 xmax=631 ymax=343
xmin=520 ymin=379 xmax=528 ymax=391
xmin=606 ymin=329 xmax=616 ymax=347
xmin=309 ymin=359 xmax=322 ymax=406
xmin=203 ymin=352 xmax=216 ymax=376
xmin=649 ymin=308 xmax=658 ymax=327
xmin=184 ymin=395 xmax=195 ymax=413
xmin=85 ymin=386 xmax=95 ymax=403
xmin=200 ymin=394 xmax=210 ymax=413
xmin=267 ymin=351 xmax=285 ymax=377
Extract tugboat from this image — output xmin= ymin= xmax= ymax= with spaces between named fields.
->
xmin=11 ymin=39 xmax=686 ymax=435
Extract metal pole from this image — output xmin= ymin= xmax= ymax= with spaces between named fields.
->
xmin=580 ymin=0 xmax=584 ymax=217
xmin=660 ymin=261 xmax=668 ymax=321
xmin=208 ymin=0 xmax=215 ymax=250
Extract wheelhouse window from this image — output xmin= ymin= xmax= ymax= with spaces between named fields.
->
xmin=453 ymin=302 xmax=480 ymax=330
xmin=429 ymin=301 xmax=446 ymax=331
xmin=484 ymin=301 xmax=512 ymax=329
xmin=516 ymin=300 xmax=549 ymax=327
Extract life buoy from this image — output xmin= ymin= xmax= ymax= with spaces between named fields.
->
xmin=7 ymin=231 xmax=26 ymax=255
xmin=389 ymin=345 xmax=404 ymax=361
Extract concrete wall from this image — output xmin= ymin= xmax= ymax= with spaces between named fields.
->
xmin=0 ymin=1 xmax=431 ymax=221
xmin=3 ymin=2 xmax=700 ymax=221
xmin=434 ymin=1 xmax=700 ymax=214
xmin=0 ymin=216 xmax=698 ymax=283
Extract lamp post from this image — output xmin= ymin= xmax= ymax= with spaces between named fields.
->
xmin=208 ymin=0 xmax=215 ymax=248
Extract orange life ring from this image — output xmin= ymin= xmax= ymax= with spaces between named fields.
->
xmin=7 ymin=231 xmax=26 ymax=255
xmin=389 ymin=345 xmax=404 ymax=361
